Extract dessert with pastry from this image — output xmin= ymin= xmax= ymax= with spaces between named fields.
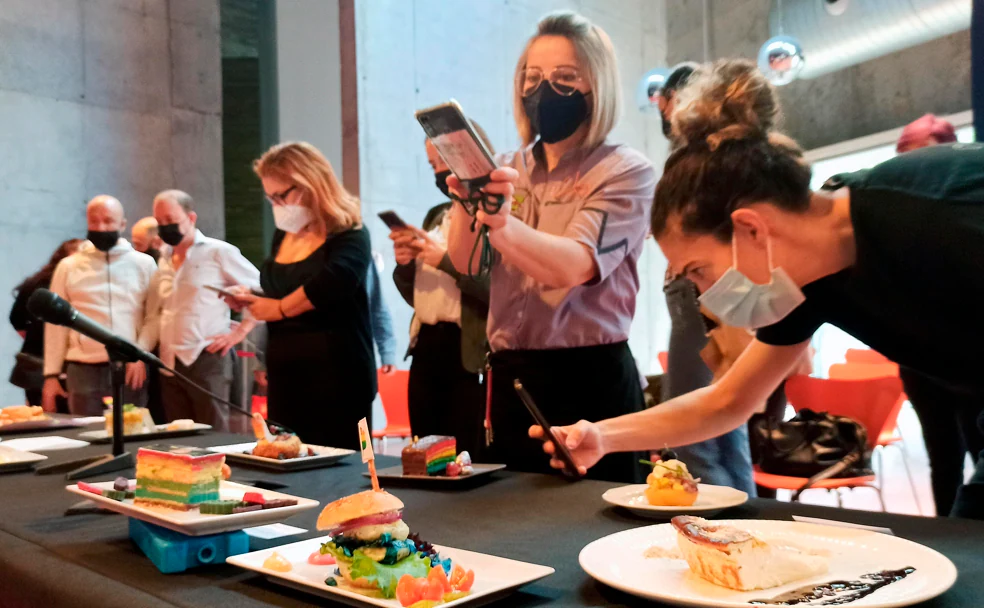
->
xmin=401 ymin=435 xmax=474 ymax=477
xmin=671 ymin=515 xmax=829 ymax=591
xmin=250 ymin=413 xmax=311 ymax=459
xmin=0 ymin=405 xmax=48 ymax=426
xmin=642 ymin=449 xmax=699 ymax=507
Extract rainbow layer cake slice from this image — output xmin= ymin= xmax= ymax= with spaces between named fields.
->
xmin=133 ymin=445 xmax=225 ymax=510
xmin=402 ymin=435 xmax=456 ymax=476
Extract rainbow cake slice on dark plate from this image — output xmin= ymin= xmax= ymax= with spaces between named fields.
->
xmin=401 ymin=435 xmax=457 ymax=476
xmin=133 ymin=445 xmax=225 ymax=510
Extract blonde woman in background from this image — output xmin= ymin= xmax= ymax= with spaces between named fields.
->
xmin=446 ymin=12 xmax=657 ymax=482
xmin=234 ymin=142 xmax=375 ymax=451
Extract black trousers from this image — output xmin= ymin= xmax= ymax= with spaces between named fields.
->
xmin=900 ymin=367 xmax=984 ymax=516
xmin=266 ymin=329 xmax=375 ymax=452
xmin=160 ymin=351 xmax=240 ymax=433
xmin=487 ymin=341 xmax=647 ymax=484
xmin=407 ymin=322 xmax=484 ymax=457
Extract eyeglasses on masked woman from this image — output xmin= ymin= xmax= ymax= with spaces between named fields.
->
xmin=518 ymin=66 xmax=584 ymax=97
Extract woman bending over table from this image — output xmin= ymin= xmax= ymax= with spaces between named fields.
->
xmin=531 ymin=58 xmax=984 ymax=519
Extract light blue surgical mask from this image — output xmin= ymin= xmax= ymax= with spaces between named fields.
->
xmin=698 ymin=236 xmax=805 ymax=329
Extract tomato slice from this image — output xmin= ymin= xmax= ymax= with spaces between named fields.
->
xmin=428 ymin=565 xmax=453 ymax=594
xmin=420 ymin=578 xmax=444 ymax=602
xmin=396 ymin=574 xmax=421 ymax=607
xmin=455 ymin=569 xmax=475 ymax=592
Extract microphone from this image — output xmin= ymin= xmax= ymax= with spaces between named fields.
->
xmin=28 ymin=288 xmax=163 ymax=368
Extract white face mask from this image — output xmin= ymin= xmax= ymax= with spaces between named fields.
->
xmin=698 ymin=236 xmax=805 ymax=329
xmin=273 ymin=204 xmax=315 ymax=233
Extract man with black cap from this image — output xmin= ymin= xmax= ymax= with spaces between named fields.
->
xmin=656 ymin=62 xmax=698 ymax=142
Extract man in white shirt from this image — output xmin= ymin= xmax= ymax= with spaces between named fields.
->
xmin=42 ymin=196 xmax=160 ymax=414
xmin=152 ymin=190 xmax=260 ymax=431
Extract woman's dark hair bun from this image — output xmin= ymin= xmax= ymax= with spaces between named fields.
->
xmin=672 ymin=59 xmax=781 ymax=150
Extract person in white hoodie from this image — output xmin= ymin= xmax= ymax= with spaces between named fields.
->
xmin=42 ymin=195 xmax=160 ymax=415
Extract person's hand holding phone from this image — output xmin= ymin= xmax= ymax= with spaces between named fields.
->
xmin=220 ymin=285 xmax=253 ymax=312
xmin=389 ymin=227 xmax=422 ymax=266
xmin=529 ymin=420 xmax=604 ymax=476
xmin=447 ymin=167 xmax=518 ymax=231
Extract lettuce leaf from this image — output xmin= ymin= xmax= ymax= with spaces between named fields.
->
xmin=348 ymin=550 xmax=431 ymax=598
xmin=320 ymin=541 xmax=351 ymax=564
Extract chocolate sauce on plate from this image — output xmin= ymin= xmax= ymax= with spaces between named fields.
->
xmin=749 ymin=567 xmax=916 ymax=606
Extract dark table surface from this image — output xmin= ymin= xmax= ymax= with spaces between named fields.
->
xmin=0 ymin=425 xmax=981 ymax=608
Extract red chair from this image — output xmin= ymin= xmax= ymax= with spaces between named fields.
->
xmin=658 ymin=351 xmax=669 ymax=373
xmin=845 ymin=348 xmax=891 ymax=365
xmin=373 ymin=369 xmax=411 ymax=450
xmin=753 ymin=374 xmax=904 ymax=511
xmin=828 ymin=362 xmax=921 ymax=514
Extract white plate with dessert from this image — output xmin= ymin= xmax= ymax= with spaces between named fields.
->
xmin=77 ymin=405 xmax=211 ymax=442
xmin=579 ymin=517 xmax=957 ymax=607
xmin=0 ymin=444 xmax=48 ymax=473
xmin=364 ymin=435 xmax=506 ymax=484
xmin=208 ymin=413 xmax=355 ymax=471
xmin=209 ymin=442 xmax=355 ymax=471
xmin=604 ymin=452 xmax=747 ymax=518
xmin=65 ymin=444 xmax=318 ymax=535
xmin=602 ymin=484 xmax=748 ymax=519
xmin=0 ymin=407 xmax=93 ymax=434
xmin=228 ymin=489 xmax=554 ymax=608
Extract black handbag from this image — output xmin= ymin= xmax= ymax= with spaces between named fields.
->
xmin=9 ymin=352 xmax=44 ymax=391
xmin=751 ymin=408 xmax=873 ymax=497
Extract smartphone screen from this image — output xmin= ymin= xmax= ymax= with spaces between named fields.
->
xmin=513 ymin=379 xmax=582 ymax=478
xmin=378 ymin=211 xmax=408 ymax=230
xmin=416 ymin=101 xmax=497 ymax=186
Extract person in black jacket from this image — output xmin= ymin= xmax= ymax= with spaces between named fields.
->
xmin=232 ymin=142 xmax=375 ymax=451
xmin=8 ymin=239 xmax=82 ymax=408
xmin=390 ymin=133 xmax=492 ymax=455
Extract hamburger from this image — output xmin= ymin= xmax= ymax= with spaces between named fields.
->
xmin=317 ymin=490 xmax=442 ymax=597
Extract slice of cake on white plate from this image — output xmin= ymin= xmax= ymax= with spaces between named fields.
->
xmin=671 ymin=516 xmax=828 ymax=591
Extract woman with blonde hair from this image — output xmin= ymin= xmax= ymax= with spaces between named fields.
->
xmin=532 ymin=58 xmax=984 ymax=519
xmin=445 ymin=11 xmax=657 ymax=482
xmin=235 ymin=141 xmax=375 ymax=450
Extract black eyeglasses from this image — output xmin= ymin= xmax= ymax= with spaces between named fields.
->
xmin=265 ymin=185 xmax=297 ymax=206
xmin=518 ymin=66 xmax=584 ymax=97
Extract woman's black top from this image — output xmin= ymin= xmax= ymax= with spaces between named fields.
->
xmin=757 ymin=143 xmax=984 ymax=392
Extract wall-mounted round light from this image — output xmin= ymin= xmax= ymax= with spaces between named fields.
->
xmin=636 ymin=67 xmax=670 ymax=112
xmin=757 ymin=35 xmax=805 ymax=86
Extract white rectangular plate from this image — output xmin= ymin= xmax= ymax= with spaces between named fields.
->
xmin=4 ymin=436 xmax=90 ymax=451
xmin=208 ymin=442 xmax=355 ymax=471
xmin=0 ymin=414 xmax=94 ymax=435
xmin=366 ymin=464 xmax=506 ymax=483
xmin=0 ymin=445 xmax=48 ymax=473
xmin=77 ymin=423 xmax=213 ymax=444
xmin=66 ymin=480 xmax=319 ymax=536
xmin=227 ymin=535 xmax=555 ymax=608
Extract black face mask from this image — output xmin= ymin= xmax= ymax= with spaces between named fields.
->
xmin=158 ymin=223 xmax=185 ymax=247
xmin=661 ymin=111 xmax=673 ymax=138
xmin=87 ymin=230 xmax=120 ymax=253
xmin=522 ymin=82 xmax=590 ymax=144
xmin=145 ymin=247 xmax=161 ymax=263
xmin=434 ymin=169 xmax=453 ymax=199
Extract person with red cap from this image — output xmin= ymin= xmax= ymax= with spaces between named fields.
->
xmin=896 ymin=114 xmax=957 ymax=154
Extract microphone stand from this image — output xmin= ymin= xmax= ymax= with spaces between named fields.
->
xmin=36 ymin=347 xmax=136 ymax=479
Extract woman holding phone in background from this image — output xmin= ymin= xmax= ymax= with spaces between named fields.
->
xmin=389 ymin=126 xmax=494 ymax=456
xmin=445 ymin=11 xmax=657 ymax=482
xmin=234 ymin=142 xmax=376 ymax=451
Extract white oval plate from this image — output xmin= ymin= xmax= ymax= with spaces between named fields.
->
xmin=602 ymin=483 xmax=748 ymax=518
xmin=579 ymin=519 xmax=957 ymax=608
